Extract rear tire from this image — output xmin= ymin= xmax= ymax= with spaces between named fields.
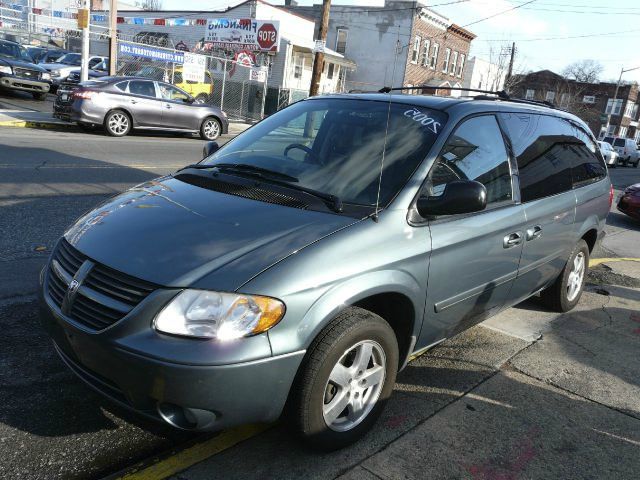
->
xmin=539 ymin=240 xmax=589 ymax=312
xmin=200 ymin=117 xmax=221 ymax=140
xmin=104 ymin=110 xmax=131 ymax=137
xmin=288 ymin=307 xmax=398 ymax=451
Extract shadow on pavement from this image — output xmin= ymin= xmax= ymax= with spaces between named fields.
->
xmin=606 ymin=211 xmax=640 ymax=231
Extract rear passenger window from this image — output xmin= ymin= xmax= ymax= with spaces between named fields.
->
xmin=568 ymin=124 xmax=607 ymax=186
xmin=428 ymin=115 xmax=513 ymax=206
xmin=500 ymin=113 xmax=573 ymax=202
xmin=129 ymin=80 xmax=156 ymax=98
xmin=115 ymin=81 xmax=128 ymax=92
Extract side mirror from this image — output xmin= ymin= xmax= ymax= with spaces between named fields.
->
xmin=417 ymin=180 xmax=487 ymax=217
xmin=184 ymin=96 xmax=195 ymax=104
xmin=202 ymin=141 xmax=220 ymax=159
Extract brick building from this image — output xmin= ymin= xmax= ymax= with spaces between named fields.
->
xmin=512 ymin=70 xmax=640 ymax=141
xmin=283 ymin=0 xmax=475 ymax=93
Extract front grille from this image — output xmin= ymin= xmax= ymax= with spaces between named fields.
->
xmin=46 ymin=240 xmax=158 ymax=331
xmin=14 ymin=67 xmax=41 ymax=80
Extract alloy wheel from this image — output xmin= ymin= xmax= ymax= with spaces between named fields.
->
xmin=203 ymin=119 xmax=220 ymax=140
xmin=566 ymin=251 xmax=585 ymax=302
xmin=108 ymin=113 xmax=129 ymax=135
xmin=322 ymin=340 xmax=386 ymax=432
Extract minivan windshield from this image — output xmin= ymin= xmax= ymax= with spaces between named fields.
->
xmin=202 ymin=98 xmax=446 ymax=207
xmin=57 ymin=53 xmax=82 ymax=65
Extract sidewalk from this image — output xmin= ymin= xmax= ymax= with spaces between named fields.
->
xmin=162 ymin=262 xmax=640 ymax=480
xmin=0 ymin=109 xmax=251 ymax=136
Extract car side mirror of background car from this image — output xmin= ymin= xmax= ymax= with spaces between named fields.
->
xmin=184 ymin=96 xmax=195 ymax=104
xmin=202 ymin=141 xmax=220 ymax=159
xmin=417 ymin=180 xmax=488 ymax=217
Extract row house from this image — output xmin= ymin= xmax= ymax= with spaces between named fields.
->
xmin=512 ymin=70 xmax=640 ymax=141
xmin=284 ymin=0 xmax=475 ymax=94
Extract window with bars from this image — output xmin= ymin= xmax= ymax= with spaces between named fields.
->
xmin=457 ymin=54 xmax=465 ymax=77
xmin=450 ymin=51 xmax=458 ymax=76
xmin=442 ymin=48 xmax=451 ymax=73
xmin=411 ymin=36 xmax=421 ymax=63
xmin=430 ymin=43 xmax=439 ymax=69
xmin=420 ymin=39 xmax=430 ymax=67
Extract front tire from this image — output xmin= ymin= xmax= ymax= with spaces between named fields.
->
xmin=200 ymin=117 xmax=221 ymax=140
xmin=539 ymin=240 xmax=589 ymax=312
xmin=289 ymin=307 xmax=398 ymax=451
xmin=32 ymin=92 xmax=47 ymax=100
xmin=104 ymin=110 xmax=131 ymax=137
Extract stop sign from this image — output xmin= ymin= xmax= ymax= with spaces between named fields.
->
xmin=257 ymin=23 xmax=278 ymax=51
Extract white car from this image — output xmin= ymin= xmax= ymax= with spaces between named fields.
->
xmin=597 ymin=141 xmax=618 ymax=168
xmin=40 ymin=53 xmax=106 ymax=88
xmin=602 ymin=136 xmax=640 ymax=167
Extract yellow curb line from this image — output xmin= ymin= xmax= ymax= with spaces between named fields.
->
xmin=0 ymin=120 xmax=73 ymax=129
xmin=113 ymin=423 xmax=271 ymax=480
xmin=589 ymin=257 xmax=640 ymax=267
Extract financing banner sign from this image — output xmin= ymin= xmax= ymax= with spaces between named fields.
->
xmin=205 ymin=19 xmax=280 ymax=52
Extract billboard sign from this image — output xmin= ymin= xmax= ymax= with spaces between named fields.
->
xmin=205 ymin=19 xmax=280 ymax=52
xmin=119 ymin=42 xmax=184 ymax=63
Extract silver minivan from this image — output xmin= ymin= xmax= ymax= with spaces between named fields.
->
xmin=40 ymin=93 xmax=611 ymax=450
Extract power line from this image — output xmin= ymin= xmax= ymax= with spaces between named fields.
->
xmin=478 ymin=26 xmax=640 ymax=42
xmin=461 ymin=0 xmax=538 ymax=28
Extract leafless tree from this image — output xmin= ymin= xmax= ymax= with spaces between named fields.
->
xmin=561 ymin=59 xmax=604 ymax=83
xmin=135 ymin=0 xmax=163 ymax=10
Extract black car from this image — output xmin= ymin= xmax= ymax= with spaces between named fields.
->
xmin=0 ymin=40 xmax=51 ymax=99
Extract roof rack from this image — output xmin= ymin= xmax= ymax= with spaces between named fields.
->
xmin=374 ymin=85 xmax=556 ymax=109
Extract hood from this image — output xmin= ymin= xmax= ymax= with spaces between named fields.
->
xmin=42 ymin=63 xmax=76 ymax=72
xmin=64 ymin=176 xmax=358 ymax=290
xmin=625 ymin=183 xmax=640 ymax=194
xmin=0 ymin=57 xmax=47 ymax=71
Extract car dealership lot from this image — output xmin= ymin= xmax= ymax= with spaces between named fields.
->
xmin=1 ymin=126 xmax=639 ymax=479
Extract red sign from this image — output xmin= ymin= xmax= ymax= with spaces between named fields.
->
xmin=257 ymin=23 xmax=278 ymax=51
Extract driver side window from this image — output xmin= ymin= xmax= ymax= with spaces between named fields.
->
xmin=159 ymin=83 xmax=190 ymax=102
xmin=425 ymin=115 xmax=513 ymax=206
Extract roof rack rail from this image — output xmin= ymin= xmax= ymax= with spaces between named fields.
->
xmin=376 ymin=85 xmax=557 ymax=109
xmin=378 ymin=85 xmax=510 ymax=99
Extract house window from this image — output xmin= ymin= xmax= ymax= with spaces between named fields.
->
xmin=294 ymin=55 xmax=303 ymax=79
xmin=477 ymin=74 xmax=483 ymax=89
xmin=635 ymin=130 xmax=640 ymax=142
xmin=560 ymin=93 xmax=570 ymax=107
xmin=411 ymin=36 xmax=421 ymax=64
xmin=442 ymin=48 xmax=451 ymax=73
xmin=420 ymin=39 xmax=430 ymax=67
xmin=619 ymin=126 xmax=628 ymax=137
xmin=624 ymin=102 xmax=635 ymax=118
xmin=525 ymin=89 xmax=535 ymax=100
xmin=545 ymin=91 xmax=556 ymax=103
xmin=607 ymin=124 xmax=616 ymax=135
xmin=327 ymin=62 xmax=335 ymax=80
xmin=430 ymin=43 xmax=439 ymax=69
xmin=450 ymin=51 xmax=458 ymax=76
xmin=605 ymin=98 xmax=623 ymax=115
xmin=583 ymin=95 xmax=595 ymax=104
xmin=335 ymin=29 xmax=348 ymax=54
xmin=457 ymin=54 xmax=465 ymax=77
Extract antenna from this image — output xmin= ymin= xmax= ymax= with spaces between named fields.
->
xmin=373 ymin=25 xmax=400 ymax=222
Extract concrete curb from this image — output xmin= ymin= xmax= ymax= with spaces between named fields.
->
xmin=0 ymin=119 xmax=77 ymax=131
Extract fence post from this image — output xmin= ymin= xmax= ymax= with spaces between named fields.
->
xmin=261 ymin=75 xmax=267 ymax=119
xmin=220 ymin=59 xmax=226 ymax=110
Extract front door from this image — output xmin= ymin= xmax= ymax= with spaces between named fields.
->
xmin=126 ymin=80 xmax=163 ymax=127
xmin=157 ymin=82 xmax=197 ymax=130
xmin=419 ymin=115 xmax=526 ymax=346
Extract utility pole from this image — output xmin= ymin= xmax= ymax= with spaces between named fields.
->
xmin=604 ymin=65 xmax=640 ymax=137
xmin=309 ymin=0 xmax=330 ymax=97
xmin=79 ymin=0 xmax=91 ymax=82
xmin=108 ymin=0 xmax=117 ymax=75
xmin=505 ymin=42 xmax=515 ymax=90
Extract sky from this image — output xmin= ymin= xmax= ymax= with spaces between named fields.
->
xmin=158 ymin=0 xmax=640 ymax=83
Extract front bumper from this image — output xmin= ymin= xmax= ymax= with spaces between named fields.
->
xmin=0 ymin=75 xmax=50 ymax=94
xmin=39 ymin=273 xmax=305 ymax=431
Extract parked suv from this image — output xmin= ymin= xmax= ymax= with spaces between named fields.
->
xmin=602 ymin=136 xmax=639 ymax=167
xmin=40 ymin=93 xmax=611 ymax=450
xmin=0 ymin=39 xmax=51 ymax=99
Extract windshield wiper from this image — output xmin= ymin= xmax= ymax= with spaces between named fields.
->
xmin=176 ymin=163 xmax=299 ymax=183
xmin=176 ymin=163 xmax=343 ymax=213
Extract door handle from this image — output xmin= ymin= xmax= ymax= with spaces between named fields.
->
xmin=165 ymin=104 xmax=172 ymax=109
xmin=130 ymin=99 xmax=138 ymax=104
xmin=526 ymin=225 xmax=543 ymax=241
xmin=503 ymin=231 xmax=523 ymax=249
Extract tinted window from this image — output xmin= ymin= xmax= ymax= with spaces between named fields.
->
xmin=128 ymin=81 xmax=156 ymax=97
xmin=88 ymin=58 xmax=102 ymax=68
xmin=115 ymin=81 xmax=128 ymax=92
xmin=603 ymin=136 xmax=614 ymax=145
xmin=569 ymin=123 xmax=607 ymax=186
xmin=500 ymin=113 xmax=573 ymax=202
xmin=614 ymin=138 xmax=625 ymax=147
xmin=427 ymin=115 xmax=512 ymax=205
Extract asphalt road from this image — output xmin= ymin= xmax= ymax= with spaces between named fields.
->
xmin=0 ymin=125 xmax=639 ymax=480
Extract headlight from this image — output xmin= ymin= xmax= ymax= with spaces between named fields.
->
xmin=50 ymin=70 xmax=61 ymax=77
xmin=0 ymin=65 xmax=12 ymax=75
xmin=154 ymin=290 xmax=285 ymax=340
xmin=41 ymin=72 xmax=51 ymax=80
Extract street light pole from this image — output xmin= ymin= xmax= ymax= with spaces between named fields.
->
xmin=604 ymin=65 xmax=640 ymax=137
xmin=108 ymin=0 xmax=118 ymax=75
xmin=80 ymin=0 xmax=91 ymax=82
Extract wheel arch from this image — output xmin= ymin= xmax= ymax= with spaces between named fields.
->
xmin=104 ymin=107 xmax=135 ymax=128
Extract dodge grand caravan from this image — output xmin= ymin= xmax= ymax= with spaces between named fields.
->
xmin=40 ymin=93 xmax=611 ymax=450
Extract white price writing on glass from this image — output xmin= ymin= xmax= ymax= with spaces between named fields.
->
xmin=403 ymin=108 xmax=441 ymax=134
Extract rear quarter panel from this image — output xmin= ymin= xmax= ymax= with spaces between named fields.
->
xmin=573 ymin=178 xmax=610 ymax=246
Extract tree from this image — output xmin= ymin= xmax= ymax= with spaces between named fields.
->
xmin=561 ymin=60 xmax=603 ymax=83
xmin=135 ymin=0 xmax=163 ymax=10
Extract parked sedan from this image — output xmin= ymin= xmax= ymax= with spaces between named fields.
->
xmin=54 ymin=76 xmax=228 ymax=139
xmin=597 ymin=141 xmax=618 ymax=168
xmin=617 ymin=183 xmax=640 ymax=221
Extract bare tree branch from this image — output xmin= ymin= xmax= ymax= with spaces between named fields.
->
xmin=561 ymin=59 xmax=604 ymax=83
